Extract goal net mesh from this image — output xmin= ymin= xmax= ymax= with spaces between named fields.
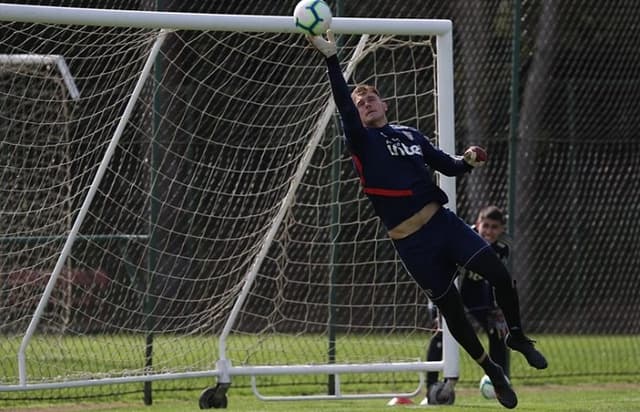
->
xmin=0 ymin=21 xmax=439 ymax=389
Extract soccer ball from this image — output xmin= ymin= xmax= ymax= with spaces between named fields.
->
xmin=479 ymin=375 xmax=496 ymax=399
xmin=480 ymin=375 xmax=496 ymax=399
xmin=479 ymin=374 xmax=511 ymax=399
xmin=293 ymin=0 xmax=333 ymax=36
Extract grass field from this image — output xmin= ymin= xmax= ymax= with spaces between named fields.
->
xmin=4 ymin=383 xmax=640 ymax=412
xmin=1 ymin=334 xmax=639 ymax=411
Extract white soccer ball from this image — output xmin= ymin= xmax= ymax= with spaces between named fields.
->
xmin=293 ymin=0 xmax=333 ymax=36
xmin=479 ymin=374 xmax=496 ymax=399
xmin=479 ymin=374 xmax=510 ymax=399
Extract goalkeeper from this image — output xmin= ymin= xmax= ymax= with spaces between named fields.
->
xmin=307 ymin=32 xmax=546 ymax=410
xmin=425 ymin=205 xmax=511 ymax=402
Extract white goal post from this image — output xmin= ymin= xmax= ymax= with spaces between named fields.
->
xmin=0 ymin=2 xmax=459 ymax=403
xmin=0 ymin=54 xmax=80 ymax=100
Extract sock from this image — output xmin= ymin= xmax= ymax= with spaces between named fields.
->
xmin=434 ymin=288 xmax=485 ymax=359
xmin=478 ymin=354 xmax=496 ymax=372
xmin=494 ymin=280 xmax=523 ymax=333
xmin=464 ymin=247 xmax=524 ymax=332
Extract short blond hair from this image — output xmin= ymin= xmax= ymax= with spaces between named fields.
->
xmin=351 ymin=84 xmax=381 ymax=100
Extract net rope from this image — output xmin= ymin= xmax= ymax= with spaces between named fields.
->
xmin=0 ymin=23 xmax=439 ymax=385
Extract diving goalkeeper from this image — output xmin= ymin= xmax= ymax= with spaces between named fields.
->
xmin=306 ymin=31 xmax=547 ymax=410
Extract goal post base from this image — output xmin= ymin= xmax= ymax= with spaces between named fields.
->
xmin=199 ymin=382 xmax=231 ymax=410
xmin=250 ymin=373 xmax=423 ymax=402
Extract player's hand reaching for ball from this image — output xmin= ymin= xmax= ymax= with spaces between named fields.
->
xmin=306 ymin=29 xmax=337 ymax=58
xmin=463 ymin=145 xmax=487 ymax=167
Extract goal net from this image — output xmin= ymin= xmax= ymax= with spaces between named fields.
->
xmin=0 ymin=4 xmax=457 ymax=399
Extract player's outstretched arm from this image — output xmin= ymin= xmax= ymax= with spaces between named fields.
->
xmin=306 ymin=30 xmax=365 ymax=143
xmin=421 ymin=141 xmax=475 ymax=176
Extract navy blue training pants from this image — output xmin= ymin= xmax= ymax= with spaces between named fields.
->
xmin=392 ymin=207 xmax=494 ymax=300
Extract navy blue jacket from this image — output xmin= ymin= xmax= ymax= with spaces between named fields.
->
xmin=326 ymin=55 xmax=472 ymax=229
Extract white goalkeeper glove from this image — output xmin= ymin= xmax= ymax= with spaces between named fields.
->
xmin=306 ymin=29 xmax=337 ymax=58
xmin=463 ymin=145 xmax=488 ymax=167
xmin=487 ymin=307 xmax=508 ymax=339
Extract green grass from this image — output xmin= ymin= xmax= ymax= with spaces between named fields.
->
xmin=5 ymin=383 xmax=640 ymax=411
xmin=1 ymin=333 xmax=639 ymax=411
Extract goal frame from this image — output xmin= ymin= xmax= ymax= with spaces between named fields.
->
xmin=0 ymin=2 xmax=459 ymax=399
xmin=0 ymin=54 xmax=80 ymax=100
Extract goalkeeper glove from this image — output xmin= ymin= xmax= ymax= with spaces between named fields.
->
xmin=487 ymin=307 xmax=508 ymax=339
xmin=463 ymin=145 xmax=487 ymax=167
xmin=306 ymin=29 xmax=337 ymax=58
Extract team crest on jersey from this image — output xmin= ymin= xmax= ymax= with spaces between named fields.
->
xmin=402 ymin=131 xmax=414 ymax=140
xmin=391 ymin=124 xmax=419 ymax=140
